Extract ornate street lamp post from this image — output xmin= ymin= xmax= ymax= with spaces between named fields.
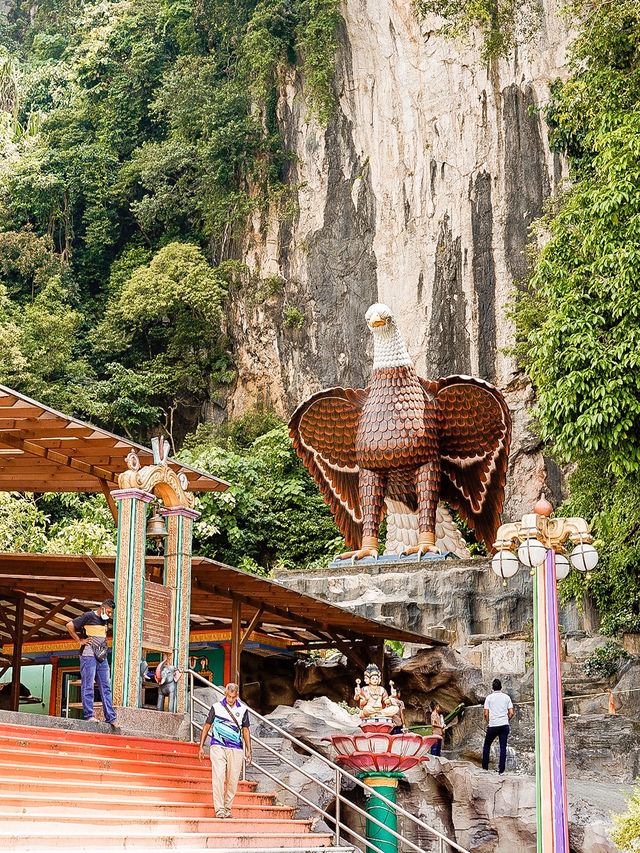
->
xmin=491 ymin=496 xmax=598 ymax=853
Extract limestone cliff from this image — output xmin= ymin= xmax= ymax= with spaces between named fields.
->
xmin=221 ymin=0 xmax=573 ymax=519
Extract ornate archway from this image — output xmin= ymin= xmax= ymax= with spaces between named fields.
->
xmin=111 ymin=438 xmax=200 ymax=713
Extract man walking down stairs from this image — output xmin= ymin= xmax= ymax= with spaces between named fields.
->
xmin=0 ymin=720 xmax=353 ymax=851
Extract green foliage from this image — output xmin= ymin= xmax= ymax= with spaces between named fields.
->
xmin=0 ymin=492 xmax=49 ymax=552
xmin=0 ymin=0 xmax=341 ymax=442
xmin=385 ymin=640 xmax=405 ymax=657
xmin=557 ymin=458 xmax=640 ymax=626
xmin=90 ymin=242 xmax=237 ymax=440
xmin=283 ymin=305 xmax=305 ymax=328
xmin=512 ymin=1 xmax=640 ymax=623
xmin=39 ymin=492 xmax=116 ymax=554
xmin=0 ymin=491 xmax=115 ymax=554
xmin=295 ymin=0 xmax=340 ymax=124
xmin=600 ymin=610 xmax=640 ymax=639
xmin=514 ymin=0 xmax=640 ymax=476
xmin=612 ymin=781 xmax=640 ymax=850
xmin=583 ymin=641 xmax=631 ymax=680
xmin=179 ymin=420 xmax=344 ymax=573
xmin=412 ymin=0 xmax=542 ymax=60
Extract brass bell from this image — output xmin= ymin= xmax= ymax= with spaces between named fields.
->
xmin=146 ymin=512 xmax=168 ymax=540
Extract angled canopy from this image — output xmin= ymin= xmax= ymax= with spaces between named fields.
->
xmin=0 ymin=385 xmax=228 ymax=494
xmin=0 ymin=553 xmax=449 ymax=656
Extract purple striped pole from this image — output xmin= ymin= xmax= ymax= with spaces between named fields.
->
xmin=534 ymin=548 xmax=569 ymax=852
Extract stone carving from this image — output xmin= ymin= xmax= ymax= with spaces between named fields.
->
xmin=289 ymin=303 xmax=511 ymax=561
xmin=482 ymin=640 xmax=526 ymax=677
xmin=155 ymin=657 xmax=182 ymax=713
xmin=125 ymin=449 xmax=140 ymax=471
xmin=354 ymin=663 xmax=398 ymax=720
xmin=117 ymin=462 xmax=194 ymax=509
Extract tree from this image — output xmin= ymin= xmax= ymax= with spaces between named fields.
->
xmin=0 ymin=0 xmax=342 ymax=441
xmin=92 ymin=241 xmax=236 ymax=444
xmin=513 ymin=1 xmax=640 ymax=620
xmin=179 ymin=421 xmax=344 ymax=573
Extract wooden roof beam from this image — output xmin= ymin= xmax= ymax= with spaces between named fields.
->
xmin=0 ymin=432 xmax=117 ymax=484
xmin=23 ymin=596 xmax=73 ymax=642
xmin=193 ymin=577 xmax=365 ymax=644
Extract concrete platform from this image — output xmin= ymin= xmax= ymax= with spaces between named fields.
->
xmin=0 ymin=706 xmax=189 ymax=740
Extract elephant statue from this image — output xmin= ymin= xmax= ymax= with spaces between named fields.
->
xmin=155 ymin=657 xmax=182 ymax=713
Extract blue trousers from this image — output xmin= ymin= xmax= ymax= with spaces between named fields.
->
xmin=482 ymin=724 xmax=510 ymax=773
xmin=80 ymin=655 xmax=116 ymax=723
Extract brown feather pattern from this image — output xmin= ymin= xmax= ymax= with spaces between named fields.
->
xmin=289 ymin=372 xmax=511 ymax=551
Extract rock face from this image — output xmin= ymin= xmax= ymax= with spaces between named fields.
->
xmin=250 ymin=697 xmax=624 ymax=853
xmin=395 ymin=760 xmax=624 ymax=853
xmin=273 ymin=559 xmax=599 ymax=645
xmin=225 ymin=0 xmax=574 ymax=516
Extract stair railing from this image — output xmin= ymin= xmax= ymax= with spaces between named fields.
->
xmin=187 ymin=669 xmax=470 ymax=853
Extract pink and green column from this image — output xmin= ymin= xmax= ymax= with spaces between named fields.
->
xmin=491 ymin=497 xmax=598 ymax=853
xmin=111 ymin=448 xmax=200 ymax=714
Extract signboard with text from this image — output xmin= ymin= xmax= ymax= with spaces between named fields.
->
xmin=142 ymin=582 xmax=173 ymax=652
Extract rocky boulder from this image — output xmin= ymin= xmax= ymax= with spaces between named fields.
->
xmin=274 ymin=559 xmax=598 ymax=645
xmin=393 ymin=759 xmax=624 ymax=853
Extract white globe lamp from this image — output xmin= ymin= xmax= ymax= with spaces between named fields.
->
xmin=570 ymin=543 xmax=599 ymax=573
xmin=554 ymin=553 xmax=570 ymax=580
xmin=517 ymin=537 xmax=547 ymax=568
xmin=491 ymin=550 xmax=519 ymax=586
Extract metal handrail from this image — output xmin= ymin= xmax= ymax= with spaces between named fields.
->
xmin=188 ymin=669 xmax=470 ymax=853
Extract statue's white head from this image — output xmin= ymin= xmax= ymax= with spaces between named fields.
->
xmin=365 ymin=303 xmax=412 ymax=370
xmin=365 ymin=303 xmax=394 ymax=330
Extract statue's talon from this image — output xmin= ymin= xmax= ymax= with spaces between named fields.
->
xmin=336 ymin=547 xmax=379 ymax=562
xmin=336 ymin=536 xmax=379 ymax=563
xmin=403 ymin=543 xmax=441 ymax=559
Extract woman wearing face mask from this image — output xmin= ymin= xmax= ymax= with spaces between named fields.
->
xmin=66 ymin=599 xmax=118 ymax=726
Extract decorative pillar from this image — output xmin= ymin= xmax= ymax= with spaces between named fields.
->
xmin=363 ymin=776 xmax=400 ymax=853
xmin=160 ymin=505 xmax=200 ymax=714
xmin=111 ymin=487 xmax=154 ymax=707
xmin=491 ymin=497 xmax=599 ymax=853
xmin=113 ymin=440 xmax=199 ymax=716
xmin=534 ymin=549 xmax=569 ymax=853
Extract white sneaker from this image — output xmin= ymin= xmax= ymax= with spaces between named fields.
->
xmin=223 ymin=809 xmax=232 ymax=818
xmin=215 ymin=810 xmax=226 ymax=818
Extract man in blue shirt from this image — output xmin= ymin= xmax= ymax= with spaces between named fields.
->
xmin=198 ymin=683 xmax=252 ymax=818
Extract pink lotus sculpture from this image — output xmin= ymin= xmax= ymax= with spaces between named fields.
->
xmin=329 ymin=731 xmax=441 ymax=774
xmin=358 ymin=720 xmax=395 ymax=734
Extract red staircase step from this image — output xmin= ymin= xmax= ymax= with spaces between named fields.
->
xmin=0 ymin=802 xmax=296 ymax=820
xmin=1 ymin=814 xmax=315 ymax=833
xmin=0 ymin=720 xmax=338 ymax=851
xmin=0 ymin=792 xmax=283 ymax=816
xmin=3 ymin=830 xmax=337 ymax=850
xmin=0 ymin=721 xmax=198 ymax=754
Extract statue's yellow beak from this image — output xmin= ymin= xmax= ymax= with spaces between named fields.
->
xmin=369 ymin=316 xmax=387 ymax=327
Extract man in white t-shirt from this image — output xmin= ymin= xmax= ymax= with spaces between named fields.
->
xmin=482 ymin=678 xmax=514 ymax=774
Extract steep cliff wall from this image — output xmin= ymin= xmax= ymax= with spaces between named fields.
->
xmin=224 ymin=0 xmax=573 ymax=518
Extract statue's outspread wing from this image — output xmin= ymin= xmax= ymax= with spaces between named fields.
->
xmin=289 ymin=387 xmax=367 ymax=548
xmin=431 ymin=375 xmax=511 ymax=548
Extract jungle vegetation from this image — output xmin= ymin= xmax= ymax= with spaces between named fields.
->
xmin=0 ymin=0 xmax=344 ymax=569
xmin=2 ymin=0 xmax=640 ymax=593
xmin=511 ymin=0 xmax=640 ymax=630
xmin=0 ymin=0 xmax=339 ymax=444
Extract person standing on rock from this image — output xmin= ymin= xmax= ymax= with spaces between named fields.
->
xmin=198 ymin=682 xmax=252 ymax=818
xmin=482 ymin=678 xmax=514 ymax=774
xmin=429 ymin=700 xmax=445 ymax=756
xmin=390 ymin=689 xmax=406 ymax=734
xmin=65 ymin=598 xmax=118 ymax=726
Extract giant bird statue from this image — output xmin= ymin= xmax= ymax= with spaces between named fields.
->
xmin=289 ymin=303 xmax=511 ymax=561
